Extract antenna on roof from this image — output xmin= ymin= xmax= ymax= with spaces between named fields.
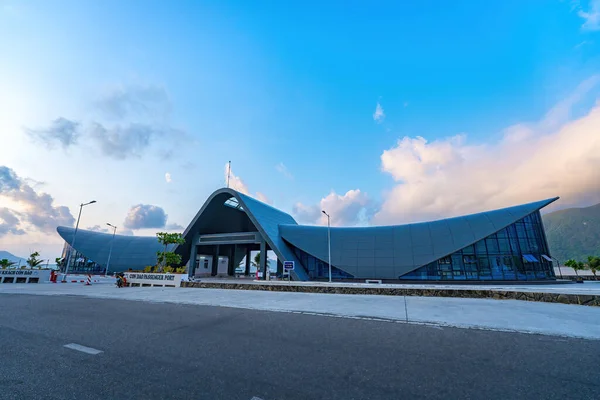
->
xmin=227 ymin=161 xmax=231 ymax=188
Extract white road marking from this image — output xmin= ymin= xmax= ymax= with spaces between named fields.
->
xmin=63 ymin=343 xmax=103 ymax=355
xmin=251 ymin=397 xmax=264 ymax=400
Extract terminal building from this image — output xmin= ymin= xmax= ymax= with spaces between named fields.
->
xmin=57 ymin=188 xmax=559 ymax=281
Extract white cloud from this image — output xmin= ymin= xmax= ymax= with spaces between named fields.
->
xmin=292 ymin=202 xmax=322 ymax=224
xmin=225 ymin=163 xmax=250 ymax=194
xmin=95 ymin=84 xmax=171 ymax=120
xmin=25 ymin=117 xmax=80 ymax=148
xmin=579 ymin=0 xmax=600 ymax=30
xmin=224 ymin=163 xmax=272 ymax=204
xmin=123 ymin=204 xmax=167 ymax=229
xmin=165 ymin=222 xmax=184 ymax=231
xmin=256 ymin=192 xmax=271 ymax=204
xmin=87 ymin=225 xmax=109 ymax=233
xmin=373 ymin=102 xmax=385 ymax=123
xmin=24 ymin=84 xmax=184 ymax=160
xmin=293 ymin=189 xmax=371 ymax=226
xmin=275 ymin=162 xmax=293 ymax=180
xmin=165 ymin=172 xmax=172 ymax=183
xmin=0 ymin=166 xmax=75 ymax=234
xmin=372 ymin=76 xmax=600 ymax=225
xmin=0 ymin=207 xmax=25 ymax=236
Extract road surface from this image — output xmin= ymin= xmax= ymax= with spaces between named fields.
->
xmin=1 ymin=294 xmax=598 ymax=399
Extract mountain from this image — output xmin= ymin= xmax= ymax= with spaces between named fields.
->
xmin=542 ymin=202 xmax=600 ymax=262
xmin=0 ymin=251 xmax=27 ymax=266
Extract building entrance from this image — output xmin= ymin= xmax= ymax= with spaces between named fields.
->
xmin=188 ymin=232 xmax=280 ymax=279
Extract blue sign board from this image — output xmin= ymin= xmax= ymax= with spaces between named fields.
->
xmin=283 ymin=261 xmax=294 ymax=271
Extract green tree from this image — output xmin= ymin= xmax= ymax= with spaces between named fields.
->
xmin=587 ymin=256 xmax=600 ymax=280
xmin=565 ymin=259 xmax=585 ymax=277
xmin=0 ymin=259 xmax=16 ymax=269
xmin=156 ymin=232 xmax=186 ymax=272
xmin=26 ymin=252 xmax=44 ymax=269
xmin=252 ymin=252 xmax=262 ymax=270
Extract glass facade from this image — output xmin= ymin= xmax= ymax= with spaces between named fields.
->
xmin=60 ymin=243 xmax=105 ymax=274
xmin=291 ymin=246 xmax=354 ymax=280
xmin=400 ymin=211 xmax=555 ymax=281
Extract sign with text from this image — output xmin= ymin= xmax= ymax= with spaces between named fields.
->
xmin=1 ymin=270 xmax=37 ymax=275
xmin=0 ymin=269 xmax=51 ymax=282
xmin=283 ymin=261 xmax=294 ymax=271
xmin=125 ymin=273 xmax=176 ymax=281
xmin=123 ymin=273 xmax=184 ymax=287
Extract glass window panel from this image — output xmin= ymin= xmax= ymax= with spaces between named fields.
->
xmin=478 ymin=257 xmax=490 ymax=269
xmin=528 ymin=237 xmax=539 ymax=252
xmin=478 ymin=257 xmax=491 ymax=273
xmin=475 ymin=239 xmax=487 ymax=255
xmin=501 ymin=256 xmax=516 ymax=280
xmin=426 ymin=262 xmax=441 ymax=280
xmin=462 ymin=245 xmax=475 ymax=255
xmin=490 ymin=256 xmax=504 ymax=279
xmin=498 ymin=238 xmax=511 ymax=253
xmin=400 ymin=265 xmax=428 ymax=280
xmin=465 ymin=269 xmax=478 ymax=280
xmin=463 ymin=255 xmax=477 ymax=264
xmin=451 ymin=253 xmax=463 ymax=268
xmin=535 ymin=264 xmax=547 ymax=279
xmin=545 ymin=262 xmax=555 ymax=278
xmin=486 ymin=238 xmax=500 ymax=253
xmin=519 ymin=239 xmax=530 ymax=253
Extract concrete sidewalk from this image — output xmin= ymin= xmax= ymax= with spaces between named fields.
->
xmin=197 ymin=278 xmax=600 ymax=295
xmin=1 ymin=284 xmax=599 ymax=340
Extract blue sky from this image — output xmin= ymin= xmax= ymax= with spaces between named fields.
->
xmin=1 ymin=0 xmax=600 ymax=259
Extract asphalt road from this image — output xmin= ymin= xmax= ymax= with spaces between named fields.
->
xmin=0 ymin=294 xmax=599 ymax=400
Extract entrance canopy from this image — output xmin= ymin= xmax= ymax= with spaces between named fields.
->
xmin=176 ymin=188 xmax=308 ymax=280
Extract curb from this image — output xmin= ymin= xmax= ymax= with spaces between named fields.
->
xmin=181 ymin=282 xmax=600 ymax=307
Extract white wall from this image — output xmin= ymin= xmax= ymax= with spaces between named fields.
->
xmin=554 ymin=267 xmax=597 ymax=277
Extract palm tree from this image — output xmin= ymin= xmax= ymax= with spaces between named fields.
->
xmin=587 ymin=256 xmax=599 ymax=280
xmin=565 ymin=259 xmax=585 ymax=277
xmin=0 ymin=259 xmax=16 ymax=269
xmin=26 ymin=252 xmax=44 ymax=269
xmin=252 ymin=252 xmax=262 ymax=271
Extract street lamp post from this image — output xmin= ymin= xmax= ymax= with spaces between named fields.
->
xmin=105 ymin=223 xmax=117 ymax=277
xmin=62 ymin=200 xmax=96 ymax=282
xmin=552 ymin=256 xmax=563 ymax=279
xmin=321 ymin=210 xmax=332 ymax=283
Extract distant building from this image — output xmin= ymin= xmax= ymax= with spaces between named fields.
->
xmin=57 ymin=228 xmax=162 ymax=274
xmin=57 ymin=188 xmax=559 ymax=281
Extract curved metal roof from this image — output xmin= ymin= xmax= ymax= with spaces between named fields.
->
xmin=56 ymin=192 xmax=559 ymax=280
xmin=57 ymin=226 xmax=162 ymax=272
xmin=178 ymin=188 xmax=308 ymax=280
xmin=279 ymin=197 xmax=559 ymax=279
